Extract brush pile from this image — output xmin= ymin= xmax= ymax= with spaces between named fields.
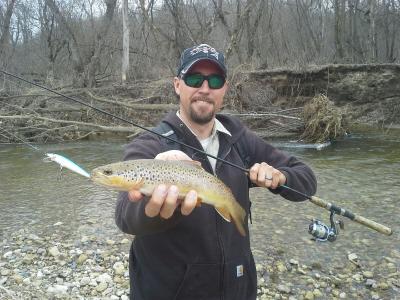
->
xmin=300 ymin=94 xmax=347 ymax=143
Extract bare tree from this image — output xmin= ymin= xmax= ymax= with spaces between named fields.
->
xmin=45 ymin=0 xmax=117 ymax=87
xmin=367 ymin=0 xmax=378 ymax=62
xmin=121 ymin=0 xmax=129 ymax=83
xmin=0 ymin=0 xmax=17 ymax=68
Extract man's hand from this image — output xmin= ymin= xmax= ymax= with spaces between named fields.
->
xmin=249 ymin=162 xmax=286 ymax=189
xmin=128 ymin=150 xmax=198 ymax=218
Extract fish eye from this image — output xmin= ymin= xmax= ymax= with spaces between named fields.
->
xmin=103 ymin=169 xmax=113 ymax=176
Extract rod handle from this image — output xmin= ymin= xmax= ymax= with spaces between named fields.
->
xmin=353 ymin=215 xmax=392 ymax=236
xmin=309 ymin=196 xmax=392 ymax=236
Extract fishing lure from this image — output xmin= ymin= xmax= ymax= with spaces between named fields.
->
xmin=43 ymin=153 xmax=90 ymax=178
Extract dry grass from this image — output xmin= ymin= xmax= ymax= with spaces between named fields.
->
xmin=300 ymin=94 xmax=347 ymax=143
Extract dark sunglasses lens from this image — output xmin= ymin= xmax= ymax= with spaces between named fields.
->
xmin=208 ymin=75 xmax=225 ymax=89
xmin=184 ymin=74 xmax=204 ymax=88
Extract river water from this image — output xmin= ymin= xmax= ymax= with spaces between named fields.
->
xmin=1 ymin=131 xmax=399 ymax=284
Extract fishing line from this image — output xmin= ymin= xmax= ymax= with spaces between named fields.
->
xmin=1 ymin=69 xmax=309 ymax=199
xmin=0 ymin=126 xmax=42 ymax=152
xmin=0 ymin=125 xmax=90 ymax=178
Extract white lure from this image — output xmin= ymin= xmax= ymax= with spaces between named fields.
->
xmin=44 ymin=153 xmax=90 ymax=178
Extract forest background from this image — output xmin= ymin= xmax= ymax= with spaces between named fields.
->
xmin=1 ymin=0 xmax=399 ymax=142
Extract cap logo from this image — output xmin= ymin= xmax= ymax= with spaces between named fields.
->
xmin=190 ymin=44 xmax=219 ymax=60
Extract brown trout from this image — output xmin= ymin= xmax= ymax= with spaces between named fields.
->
xmin=90 ymin=159 xmax=246 ymax=236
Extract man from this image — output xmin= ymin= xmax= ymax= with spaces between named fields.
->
xmin=115 ymin=43 xmax=317 ymax=300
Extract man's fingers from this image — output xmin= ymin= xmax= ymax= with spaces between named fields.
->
xmin=145 ymin=185 xmax=167 ymax=217
xmin=249 ymin=162 xmax=286 ymax=189
xmin=270 ymin=169 xmax=281 ymax=189
xmin=155 ymin=150 xmax=192 ymax=161
xmin=128 ymin=190 xmax=143 ymax=202
xmin=159 ymin=185 xmax=179 ymax=219
xmin=181 ymin=190 xmax=198 ymax=216
xmin=249 ymin=163 xmax=260 ymax=182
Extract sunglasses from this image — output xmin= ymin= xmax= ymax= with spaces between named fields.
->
xmin=183 ymin=73 xmax=226 ymax=89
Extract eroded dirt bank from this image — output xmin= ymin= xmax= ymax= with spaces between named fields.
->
xmin=1 ymin=64 xmax=399 ymax=143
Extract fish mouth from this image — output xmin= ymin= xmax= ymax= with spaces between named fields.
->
xmin=90 ymin=170 xmax=113 ymax=186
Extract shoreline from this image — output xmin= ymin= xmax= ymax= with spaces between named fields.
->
xmin=1 ymin=226 xmax=398 ymax=299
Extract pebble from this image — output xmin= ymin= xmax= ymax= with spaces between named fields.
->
xmin=48 ymin=246 xmax=60 ymax=257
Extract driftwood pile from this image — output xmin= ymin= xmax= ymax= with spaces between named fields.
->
xmin=1 ymin=82 xmax=346 ymax=145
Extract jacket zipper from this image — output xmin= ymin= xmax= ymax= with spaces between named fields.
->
xmin=215 ymin=146 xmax=232 ymax=300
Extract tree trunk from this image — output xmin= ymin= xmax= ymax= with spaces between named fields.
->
xmin=334 ymin=0 xmax=344 ymax=61
xmin=121 ymin=0 xmax=130 ymax=83
xmin=0 ymin=0 xmax=17 ymax=68
xmin=367 ymin=0 xmax=378 ymax=62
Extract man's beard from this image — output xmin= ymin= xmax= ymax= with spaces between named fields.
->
xmin=189 ymin=97 xmax=215 ymax=124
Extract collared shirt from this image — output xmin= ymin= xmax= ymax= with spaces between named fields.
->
xmin=176 ymin=111 xmax=231 ymax=172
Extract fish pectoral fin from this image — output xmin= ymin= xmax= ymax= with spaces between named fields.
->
xmin=215 ymin=206 xmax=231 ymax=222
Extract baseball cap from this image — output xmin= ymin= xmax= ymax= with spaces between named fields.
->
xmin=177 ymin=44 xmax=227 ymax=77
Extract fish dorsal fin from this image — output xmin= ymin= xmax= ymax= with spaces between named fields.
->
xmin=215 ymin=206 xmax=231 ymax=222
xmin=180 ymin=160 xmax=203 ymax=169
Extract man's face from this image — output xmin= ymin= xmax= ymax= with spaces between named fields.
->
xmin=174 ymin=60 xmax=227 ymax=125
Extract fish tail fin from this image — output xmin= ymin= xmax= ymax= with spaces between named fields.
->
xmin=215 ymin=202 xmax=247 ymax=236
xmin=230 ymin=202 xmax=247 ymax=236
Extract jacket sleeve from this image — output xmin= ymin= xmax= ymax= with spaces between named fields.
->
xmin=115 ymin=133 xmax=184 ymax=236
xmin=245 ymin=128 xmax=317 ymax=201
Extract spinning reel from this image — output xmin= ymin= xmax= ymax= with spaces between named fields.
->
xmin=308 ymin=211 xmax=344 ymax=242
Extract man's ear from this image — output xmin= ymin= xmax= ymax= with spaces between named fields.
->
xmin=173 ymin=77 xmax=180 ymax=96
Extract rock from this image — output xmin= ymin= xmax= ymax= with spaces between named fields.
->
xmin=96 ymin=281 xmax=108 ymax=292
xmin=289 ymin=259 xmax=299 ymax=266
xmin=3 ymin=251 xmax=13 ymax=259
xmin=339 ymin=292 xmax=347 ymax=299
xmin=304 ymin=290 xmax=314 ymax=300
xmin=277 ymin=284 xmax=291 ymax=294
xmin=352 ymin=273 xmax=363 ymax=282
xmin=363 ymin=271 xmax=374 ymax=279
xmin=121 ymin=295 xmax=129 ymax=300
xmin=377 ymin=282 xmax=389 ymax=290
xmin=1 ymin=268 xmax=10 ymax=276
xmin=113 ymin=261 xmax=125 ymax=275
xmin=48 ymin=246 xmax=60 ymax=257
xmin=47 ymin=284 xmax=68 ymax=294
xmin=365 ymin=279 xmax=377 ymax=288
xmin=27 ymin=234 xmax=40 ymax=241
xmin=120 ymin=238 xmax=130 ymax=244
xmin=276 ymin=262 xmax=287 ymax=272
xmin=36 ymin=270 xmax=44 ymax=279
xmin=313 ymin=289 xmax=323 ymax=297
xmin=53 ymin=222 xmax=63 ymax=226
xmin=97 ymin=273 xmax=112 ymax=283
xmin=77 ymin=254 xmax=88 ymax=264
xmin=13 ymin=274 xmax=23 ymax=284
xmin=80 ymin=276 xmax=91 ymax=286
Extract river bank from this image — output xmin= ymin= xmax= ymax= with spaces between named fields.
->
xmin=2 ymin=64 xmax=400 ymax=145
xmin=1 ymin=224 xmax=399 ymax=300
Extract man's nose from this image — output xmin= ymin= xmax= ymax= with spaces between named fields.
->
xmin=198 ymin=79 xmax=210 ymax=93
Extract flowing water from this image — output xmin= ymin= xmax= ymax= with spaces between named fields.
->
xmin=0 ymin=131 xmax=399 ymax=289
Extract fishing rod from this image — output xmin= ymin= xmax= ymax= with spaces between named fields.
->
xmin=1 ymin=70 xmax=393 ymax=238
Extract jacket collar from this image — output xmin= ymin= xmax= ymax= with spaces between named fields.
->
xmin=162 ymin=111 xmax=245 ymax=145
